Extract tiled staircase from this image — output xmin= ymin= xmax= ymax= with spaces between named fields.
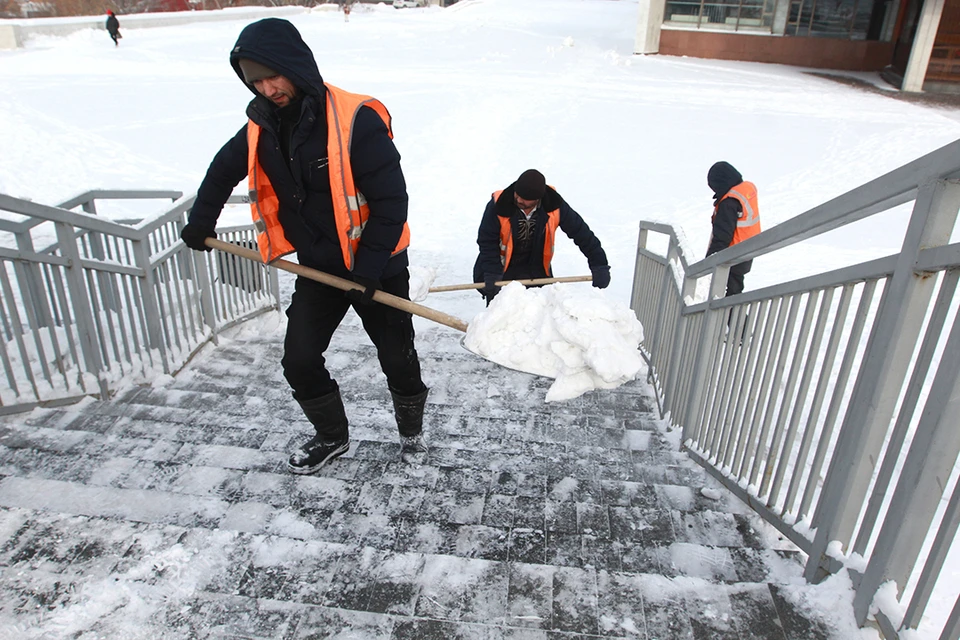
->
xmin=0 ymin=314 xmax=837 ymax=639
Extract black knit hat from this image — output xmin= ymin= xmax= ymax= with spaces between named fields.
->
xmin=238 ymin=58 xmax=277 ymax=84
xmin=514 ymin=169 xmax=546 ymax=200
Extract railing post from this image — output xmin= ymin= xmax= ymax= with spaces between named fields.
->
xmin=270 ymin=267 xmax=281 ymax=311
xmin=81 ymin=199 xmax=120 ymax=314
xmin=131 ymin=236 xmax=169 ymax=374
xmin=53 ymin=220 xmax=107 ymax=398
xmin=806 ymin=179 xmax=960 ymax=582
xmin=850 ymin=181 xmax=960 ymax=624
xmin=192 ymin=248 xmax=218 ymax=345
xmin=13 ymin=228 xmax=54 ymax=328
xmin=681 ymin=265 xmax=728 ymax=444
xmin=853 ymin=303 xmax=960 ymax=625
xmin=648 ymin=236 xmax=678 ymax=363
xmin=630 ymin=226 xmax=650 ymax=315
xmin=663 ymin=272 xmax=697 ymax=422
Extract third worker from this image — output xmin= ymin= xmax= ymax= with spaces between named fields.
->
xmin=473 ymin=169 xmax=610 ymax=304
xmin=706 ymin=161 xmax=761 ymax=297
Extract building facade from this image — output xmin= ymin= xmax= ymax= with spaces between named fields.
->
xmin=635 ymin=0 xmax=959 ymax=93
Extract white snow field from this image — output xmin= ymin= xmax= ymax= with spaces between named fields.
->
xmin=1 ymin=0 xmax=960 ymax=637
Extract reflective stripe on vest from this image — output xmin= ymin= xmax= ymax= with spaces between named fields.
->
xmin=325 ymin=82 xmax=410 ymax=271
xmin=246 ymin=83 xmax=410 ymax=267
xmin=492 ymin=189 xmax=561 ymax=275
xmin=715 ymin=180 xmax=760 ymax=246
xmin=247 ymin=123 xmax=295 ymax=263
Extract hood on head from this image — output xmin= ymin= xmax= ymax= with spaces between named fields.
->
xmin=707 ymin=161 xmax=742 ymax=198
xmin=229 ymin=18 xmax=325 ymax=97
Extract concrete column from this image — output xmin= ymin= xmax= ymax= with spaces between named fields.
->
xmin=902 ymin=0 xmax=946 ymax=92
xmin=0 ymin=24 xmax=22 ymax=50
xmin=635 ymin=0 xmax=666 ymax=54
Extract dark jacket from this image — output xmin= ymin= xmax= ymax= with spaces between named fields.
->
xmin=106 ymin=15 xmax=119 ymax=34
xmin=473 ymin=183 xmax=607 ymax=283
xmin=707 ymin=161 xmax=751 ymax=276
xmin=189 ymin=18 xmax=409 ymax=281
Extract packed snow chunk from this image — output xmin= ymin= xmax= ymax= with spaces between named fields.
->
xmin=464 ymin=282 xmax=644 ymax=402
xmin=701 ymin=487 xmax=723 ymax=501
xmin=408 ymin=265 xmax=437 ymax=302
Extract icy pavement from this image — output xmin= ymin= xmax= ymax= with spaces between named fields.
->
xmin=0 ymin=306 xmax=844 ymax=639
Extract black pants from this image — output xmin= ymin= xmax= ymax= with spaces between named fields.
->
xmin=726 ymin=271 xmax=745 ymax=297
xmin=109 ymin=31 xmax=119 ymax=45
xmin=281 ymin=270 xmax=424 ymax=401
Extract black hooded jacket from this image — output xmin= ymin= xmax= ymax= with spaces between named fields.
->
xmin=189 ymin=18 xmax=409 ymax=281
xmin=472 ymin=183 xmax=607 ymax=282
xmin=706 ymin=161 xmax=751 ymax=275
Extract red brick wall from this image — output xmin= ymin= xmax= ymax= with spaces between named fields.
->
xmin=659 ymin=30 xmax=896 ymax=71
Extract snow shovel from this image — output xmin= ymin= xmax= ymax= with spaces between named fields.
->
xmin=429 ymin=275 xmax=592 ymax=293
xmin=205 ymin=238 xmax=469 ymax=333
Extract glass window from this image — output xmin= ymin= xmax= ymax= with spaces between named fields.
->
xmin=785 ymin=0 xmax=874 ymax=38
xmin=664 ymin=0 xmax=775 ymax=31
xmin=664 ymin=0 xmax=881 ymax=37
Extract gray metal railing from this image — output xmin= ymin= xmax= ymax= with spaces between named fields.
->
xmin=630 ymin=138 xmax=960 ymax=639
xmin=0 ymin=190 xmax=280 ymax=415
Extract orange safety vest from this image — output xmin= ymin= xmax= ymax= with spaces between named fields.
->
xmin=714 ymin=181 xmax=760 ymax=246
xmin=493 ymin=189 xmax=560 ymax=275
xmin=247 ymin=83 xmax=411 ymax=266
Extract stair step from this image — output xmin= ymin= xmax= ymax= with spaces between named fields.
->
xmin=0 ymin=502 xmax=827 ymax=638
xmin=0 ymin=312 xmax=836 ymax=639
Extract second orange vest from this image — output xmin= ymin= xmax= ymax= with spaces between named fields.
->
xmin=714 ymin=181 xmax=761 ymax=246
xmin=247 ymin=83 xmax=411 ymax=266
xmin=493 ymin=190 xmax=561 ymax=275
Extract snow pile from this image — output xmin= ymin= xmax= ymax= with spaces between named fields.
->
xmin=408 ymin=264 xmax=437 ymax=302
xmin=464 ymin=282 xmax=644 ymax=402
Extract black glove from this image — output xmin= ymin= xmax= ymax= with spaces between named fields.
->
xmin=591 ymin=265 xmax=611 ymax=289
xmin=346 ymin=275 xmax=380 ymax=306
xmin=181 ymin=223 xmax=216 ymax=252
xmin=482 ymin=273 xmax=502 ymax=304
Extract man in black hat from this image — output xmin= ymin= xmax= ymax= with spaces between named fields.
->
xmin=706 ymin=161 xmax=760 ymax=297
xmin=473 ymin=169 xmax=610 ymax=304
xmin=180 ymin=18 xmax=429 ymax=474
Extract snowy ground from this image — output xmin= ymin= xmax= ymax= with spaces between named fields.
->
xmin=1 ymin=0 xmax=959 ymax=637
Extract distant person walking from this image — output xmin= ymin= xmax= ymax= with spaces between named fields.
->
xmin=105 ymin=10 xmax=121 ymax=46
xmin=473 ymin=169 xmax=610 ymax=304
xmin=706 ymin=161 xmax=760 ymax=296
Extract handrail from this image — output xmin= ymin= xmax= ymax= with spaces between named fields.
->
xmin=682 ymin=253 xmax=900 ymax=313
xmin=0 ymin=194 xmax=142 ymax=239
xmin=0 ymin=190 xmax=186 ymax=240
xmin=631 ymin=137 xmax=960 ymax=640
xmin=0 ymin=245 xmax=71 ymax=266
xmin=56 ymin=190 xmax=182 ymax=211
xmin=0 ymin=188 xmax=279 ymax=416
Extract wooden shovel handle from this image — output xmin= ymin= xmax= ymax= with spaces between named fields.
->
xmin=429 ymin=274 xmax=592 ymax=293
xmin=205 ymin=238 xmax=469 ymax=333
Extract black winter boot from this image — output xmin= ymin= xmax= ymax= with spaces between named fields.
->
xmin=288 ymin=389 xmax=350 ymax=475
xmin=391 ymin=386 xmax=429 ymax=463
